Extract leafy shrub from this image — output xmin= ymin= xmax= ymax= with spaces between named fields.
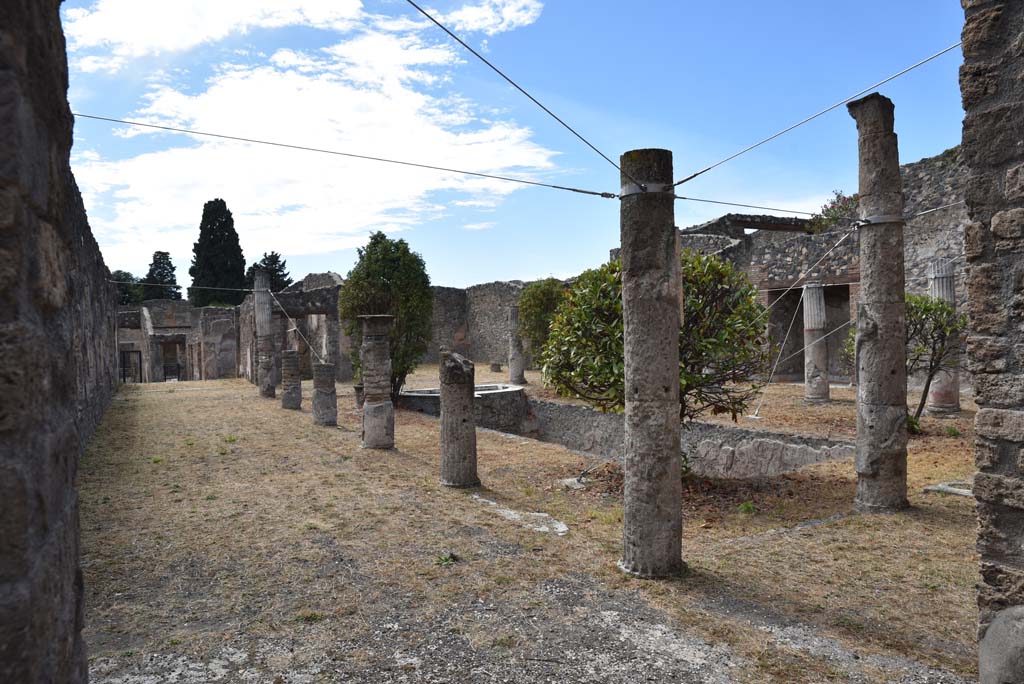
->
xmin=807 ymin=190 xmax=858 ymax=233
xmin=517 ymin=278 xmax=567 ymax=353
xmin=541 ymin=250 xmax=771 ymax=422
xmin=339 ymin=232 xmax=433 ymax=401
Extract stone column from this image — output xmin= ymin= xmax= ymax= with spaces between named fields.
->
xmin=508 ymin=306 xmax=527 ymax=385
xmin=847 ymin=94 xmax=908 ymax=512
xmin=359 ymin=315 xmax=395 ymax=449
xmin=961 ymin=3 xmax=1024 ymax=679
xmin=312 ymin=362 xmax=337 ymax=426
xmin=439 ymin=352 xmax=480 ymax=487
xmin=802 ymin=281 xmax=830 ymax=404
xmin=926 ymin=258 xmax=960 ymax=414
xmin=619 ymin=148 xmax=683 ymax=578
xmin=281 ymin=350 xmax=302 ymax=410
xmin=254 ymin=268 xmax=275 ymax=398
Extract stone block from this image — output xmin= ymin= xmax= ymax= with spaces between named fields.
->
xmin=1007 ymin=163 xmax=1024 ymax=201
xmin=967 ymin=336 xmax=1010 ymax=373
xmin=976 ymin=472 xmax=1024 ymax=509
xmin=965 ymin=221 xmax=989 ymax=262
xmin=980 ymin=605 xmax=1024 ymax=684
xmin=361 ymin=400 xmax=394 ymax=449
xmin=33 ymin=220 xmax=67 ymax=311
xmin=976 ymin=373 xmax=1024 ymax=407
xmin=978 ymin=408 xmax=1024 ymax=442
xmin=992 ymin=208 xmax=1024 ymax=239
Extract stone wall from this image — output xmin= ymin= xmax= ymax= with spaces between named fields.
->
xmin=465 ymin=280 xmax=526 ymax=365
xmin=426 ymin=286 xmax=470 ymax=362
xmin=189 ymin=307 xmax=238 ymax=380
xmin=0 ymin=1 xmax=118 ymax=680
xmin=960 ymin=0 xmax=1024 ymax=652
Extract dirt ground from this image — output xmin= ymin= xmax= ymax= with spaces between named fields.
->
xmin=82 ymin=378 xmax=977 ymax=683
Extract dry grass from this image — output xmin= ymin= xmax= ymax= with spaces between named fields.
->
xmin=81 ymin=378 xmax=978 ymax=681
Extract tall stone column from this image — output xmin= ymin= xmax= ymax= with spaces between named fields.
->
xmin=281 ymin=350 xmax=302 ymax=410
xmin=961 ymin=3 xmax=1024 ymax=680
xmin=848 ymin=94 xmax=908 ymax=512
xmin=439 ymin=352 xmax=480 ymax=487
xmin=803 ymin=281 xmax=830 ymax=404
xmin=926 ymin=258 xmax=960 ymax=414
xmin=312 ymin=362 xmax=337 ymax=426
xmin=359 ymin=315 xmax=395 ymax=449
xmin=254 ymin=268 xmax=275 ymax=398
xmin=618 ymin=148 xmax=683 ymax=578
xmin=508 ymin=306 xmax=527 ymax=385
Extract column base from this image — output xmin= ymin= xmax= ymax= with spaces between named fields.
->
xmin=617 ymin=558 xmax=687 ymax=580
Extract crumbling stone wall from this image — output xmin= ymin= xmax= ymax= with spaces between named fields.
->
xmin=426 ymin=286 xmax=470 ymax=362
xmin=960 ymin=0 xmax=1024 ymax=650
xmin=0 ymin=1 xmax=118 ymax=680
xmin=465 ymin=280 xmax=526 ymax=365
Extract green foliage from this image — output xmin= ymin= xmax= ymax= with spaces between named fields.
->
xmin=541 ymin=250 xmax=771 ymax=423
xmin=339 ymin=231 xmax=433 ymax=401
xmin=245 ymin=251 xmax=294 ymax=293
xmin=738 ymin=501 xmax=756 ymax=515
xmin=906 ymin=293 xmax=968 ymax=420
xmin=189 ymin=198 xmax=247 ymax=306
xmin=807 ymin=190 xmax=858 ymax=233
xmin=111 ymin=269 xmax=144 ymax=306
xmin=945 ymin=425 xmax=961 ymax=438
xmin=142 ymin=251 xmax=181 ymax=300
xmin=907 ymin=415 xmax=922 ymax=435
xmin=517 ymin=278 xmax=567 ymax=352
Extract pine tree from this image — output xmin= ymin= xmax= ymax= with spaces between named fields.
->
xmin=142 ymin=251 xmax=181 ymax=300
xmin=110 ymin=269 xmax=144 ymax=305
xmin=245 ymin=251 xmax=294 ymax=293
xmin=188 ymin=198 xmax=247 ymax=306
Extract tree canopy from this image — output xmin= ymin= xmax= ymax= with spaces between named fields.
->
xmin=245 ymin=251 xmax=294 ymax=293
xmin=189 ymin=198 xmax=247 ymax=306
xmin=111 ymin=269 xmax=144 ymax=306
xmin=541 ymin=250 xmax=771 ymax=423
xmin=142 ymin=251 xmax=181 ymax=300
xmin=338 ymin=231 xmax=433 ymax=401
xmin=517 ymin=278 xmax=566 ymax=353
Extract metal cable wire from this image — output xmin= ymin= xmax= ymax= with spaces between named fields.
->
xmin=750 ymin=290 xmax=804 ymax=418
xmin=108 ymin=279 xmax=254 ymax=292
xmin=674 ymin=195 xmax=815 ymax=216
xmin=403 ymin=0 xmax=642 ymax=188
xmin=673 ymin=41 xmax=963 ymax=187
xmin=268 ymin=290 xmax=325 ymax=364
xmin=776 ymin=319 xmax=854 ymax=367
xmin=75 ymin=113 xmax=618 ymax=199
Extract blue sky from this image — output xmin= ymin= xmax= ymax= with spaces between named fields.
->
xmin=63 ymin=0 xmax=966 ymax=289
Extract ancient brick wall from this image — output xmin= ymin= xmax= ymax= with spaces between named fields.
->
xmin=465 ymin=280 xmax=526 ymax=366
xmin=0 ymin=1 xmax=118 ymax=681
xmin=960 ymin=0 xmax=1024 ymax=644
xmin=426 ymin=286 xmax=469 ymax=363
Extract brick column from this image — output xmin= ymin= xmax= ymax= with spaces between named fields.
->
xmin=508 ymin=306 xmax=527 ymax=385
xmin=254 ymin=268 xmax=275 ymax=398
xmin=312 ymin=362 xmax=337 ymax=426
xmin=359 ymin=315 xmax=395 ymax=449
xmin=281 ymin=350 xmax=301 ymax=410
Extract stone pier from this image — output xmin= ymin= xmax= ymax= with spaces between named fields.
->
xmin=508 ymin=306 xmax=527 ymax=385
xmin=618 ymin=148 xmax=683 ymax=578
xmin=312 ymin=362 xmax=337 ymax=426
xmin=359 ymin=315 xmax=395 ymax=449
xmin=254 ymin=268 xmax=275 ymax=398
xmin=803 ymin=281 xmax=830 ymax=404
xmin=281 ymin=350 xmax=302 ymax=410
xmin=848 ymin=93 xmax=908 ymax=512
xmin=926 ymin=258 xmax=960 ymax=414
xmin=439 ymin=352 xmax=480 ymax=487
xmin=960 ymin=2 xmax=1024 ymax=680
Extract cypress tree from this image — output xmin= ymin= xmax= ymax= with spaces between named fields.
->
xmin=142 ymin=251 xmax=181 ymax=300
xmin=245 ymin=251 xmax=294 ymax=293
xmin=188 ymin=198 xmax=247 ymax=306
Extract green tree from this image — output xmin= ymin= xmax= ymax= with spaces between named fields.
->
xmin=542 ymin=250 xmax=771 ymax=422
xmin=339 ymin=231 xmax=432 ymax=401
xmin=841 ymin=293 xmax=967 ymax=421
xmin=188 ymin=198 xmax=247 ymax=306
xmin=111 ymin=269 xmax=143 ymax=306
xmin=245 ymin=251 xmax=294 ymax=293
xmin=808 ymin=190 xmax=859 ymax=233
xmin=142 ymin=251 xmax=181 ymax=300
xmin=517 ymin=278 xmax=566 ymax=353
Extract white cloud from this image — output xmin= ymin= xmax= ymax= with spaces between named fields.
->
xmin=463 ymin=222 xmax=495 ymax=231
xmin=72 ymin=27 xmax=557 ymax=276
xmin=63 ymin=0 xmax=363 ymax=71
xmin=441 ymin=0 xmax=543 ymax=36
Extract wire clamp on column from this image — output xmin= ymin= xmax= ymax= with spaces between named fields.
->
xmin=619 ymin=182 xmax=671 ymax=198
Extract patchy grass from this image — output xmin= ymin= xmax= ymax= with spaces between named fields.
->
xmin=81 ymin=378 xmax=977 ymax=682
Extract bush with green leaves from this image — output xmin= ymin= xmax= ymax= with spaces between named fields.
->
xmin=842 ymin=292 xmax=967 ymax=421
xmin=517 ymin=278 xmax=566 ymax=353
xmin=807 ymin=190 xmax=858 ymax=233
xmin=338 ymin=232 xmax=432 ymax=401
xmin=541 ymin=250 xmax=771 ymax=422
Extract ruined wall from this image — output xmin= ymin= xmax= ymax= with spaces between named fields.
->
xmin=750 ymin=225 xmax=860 ymax=289
xmin=196 ymin=307 xmax=238 ymax=380
xmin=465 ymin=280 xmax=526 ymax=365
xmin=0 ymin=2 xmax=118 ymax=680
xmin=426 ymin=286 xmax=470 ymax=363
xmin=238 ymin=294 xmax=256 ymax=382
xmin=960 ymin=0 xmax=1024 ymax=646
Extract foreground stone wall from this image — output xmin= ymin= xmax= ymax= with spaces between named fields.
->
xmin=960 ymin=0 xmax=1024 ymax=653
xmin=1 ymin=1 xmax=118 ymax=680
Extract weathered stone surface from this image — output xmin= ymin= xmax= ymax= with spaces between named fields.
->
xmin=281 ymin=350 xmax=302 ymax=410
xmin=311 ymin=362 xmax=337 ymax=426
xmin=927 ymin=258 xmax=961 ymax=413
xmin=359 ymin=316 xmax=394 ymax=449
xmin=257 ymin=334 xmax=275 ymax=399
xmin=962 ymin=0 xmax=1024 ymax=665
xmin=848 ymin=94 xmax=909 ymax=513
xmin=439 ymin=352 xmax=479 ymax=487
xmin=0 ymin=2 xmax=118 ymax=680
xmin=507 ymin=306 xmax=527 ymax=385
xmin=619 ymin=148 xmax=683 ymax=578
xmin=802 ymin=282 xmax=830 ymax=404
xmin=980 ymin=605 xmax=1024 ymax=684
